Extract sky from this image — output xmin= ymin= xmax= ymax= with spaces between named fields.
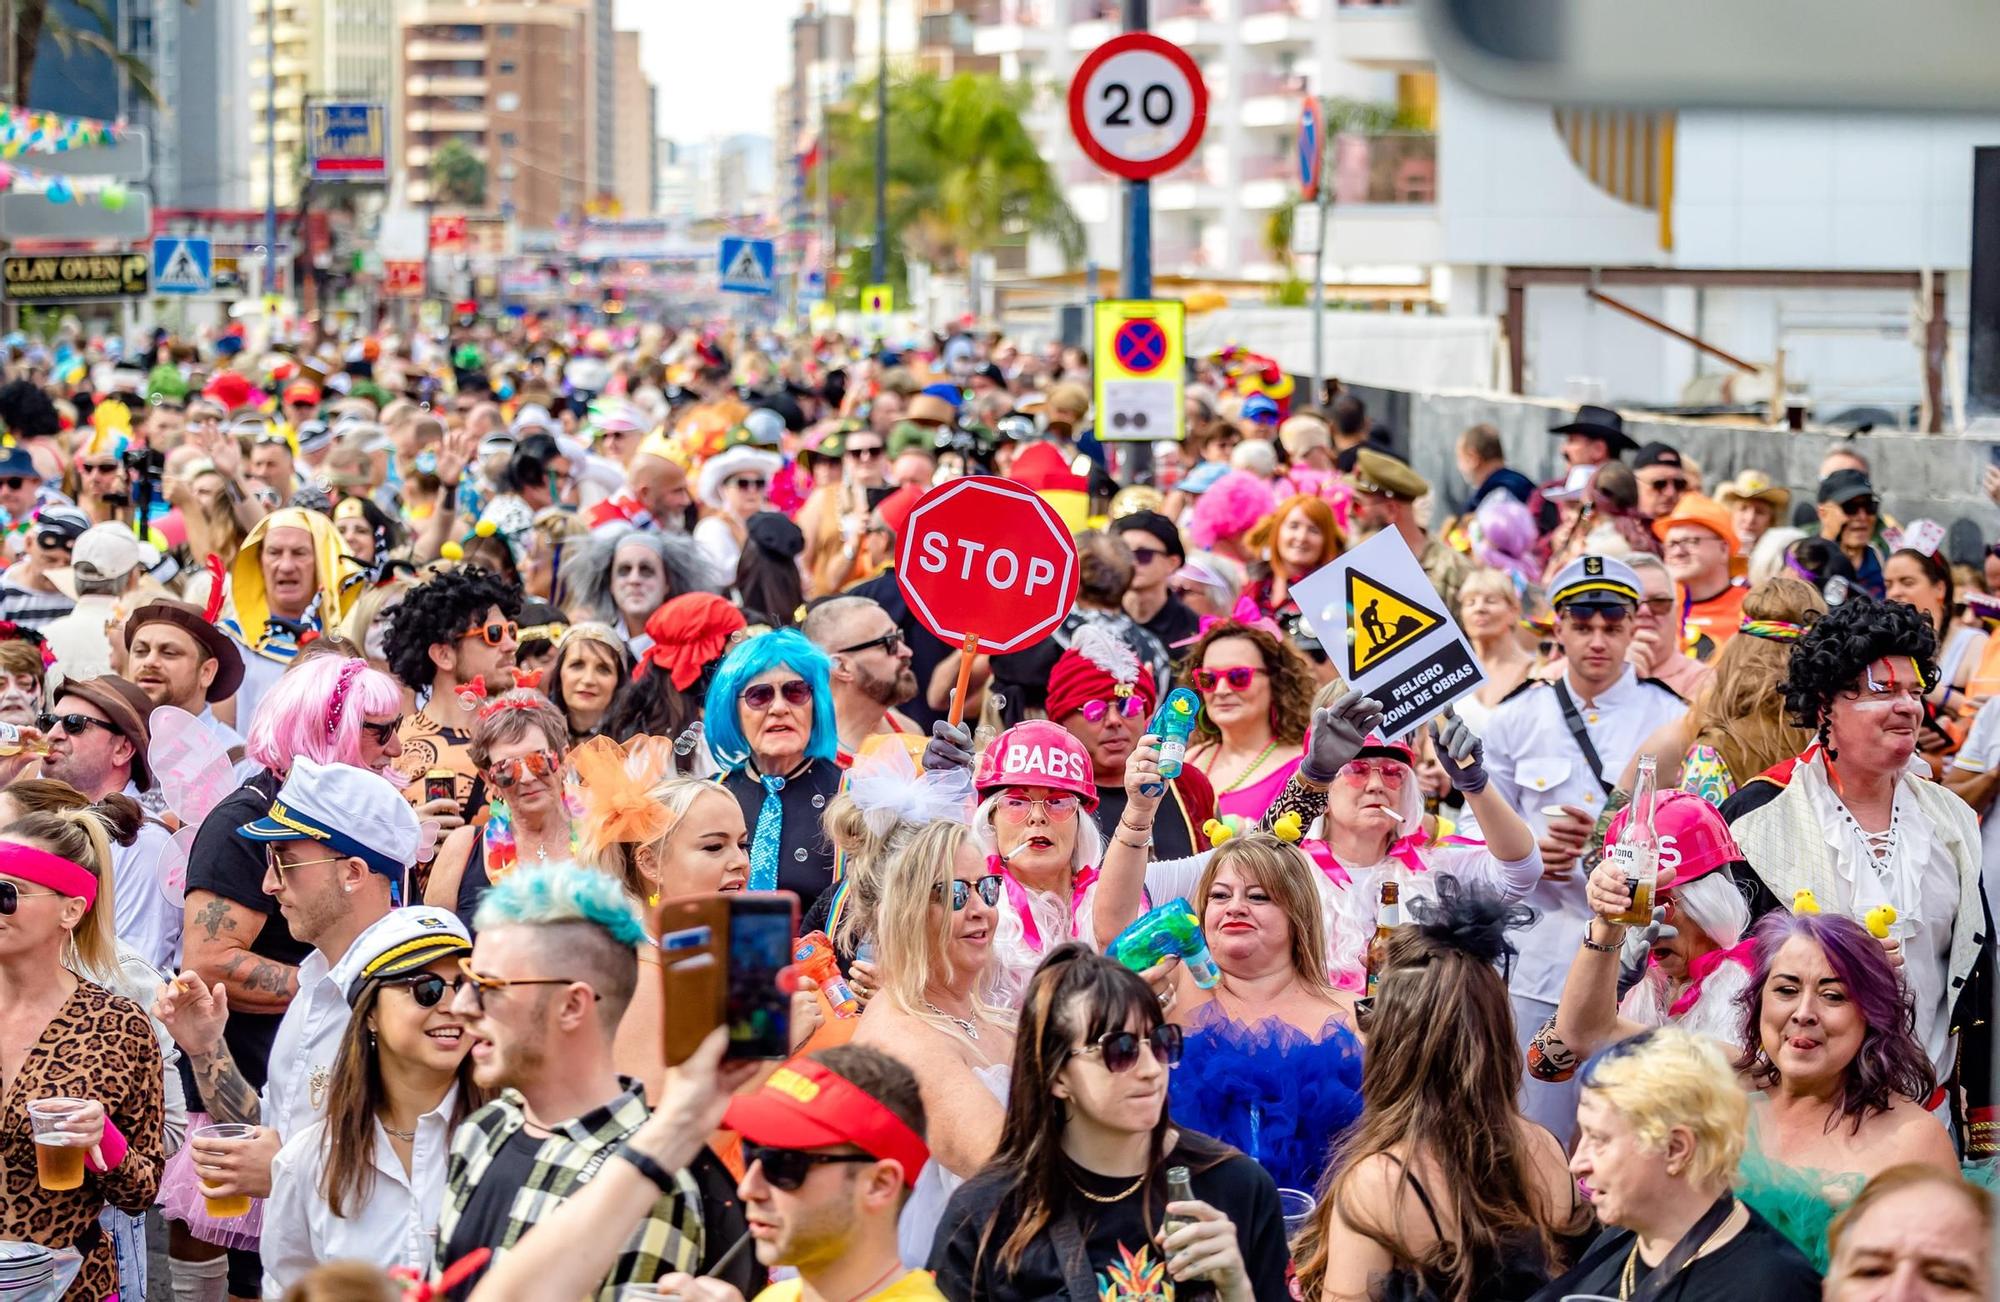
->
xmin=618 ymin=0 xmax=793 ymax=146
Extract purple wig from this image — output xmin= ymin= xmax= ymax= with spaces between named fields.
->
xmin=1472 ymin=495 xmax=1539 ymax=589
xmin=1733 ymin=909 xmax=1934 ymax=1133
xmin=245 ymin=654 xmax=406 ymax=777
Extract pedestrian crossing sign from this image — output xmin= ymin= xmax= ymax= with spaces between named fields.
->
xmin=1346 ymin=570 xmax=1444 ymax=675
xmin=152 ymin=237 xmax=213 ymax=295
xmin=718 ymin=237 xmax=776 ymax=296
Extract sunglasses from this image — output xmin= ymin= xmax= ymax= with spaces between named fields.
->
xmin=742 ymin=679 xmax=811 ymax=711
xmin=934 ymin=873 xmax=1004 ymax=911
xmin=37 ymin=712 xmax=116 ymax=738
xmin=1080 ymin=697 xmax=1147 ymax=724
xmin=741 ymin=1142 xmax=879 ymax=1192
xmin=264 ymin=849 xmax=349 ymax=884
xmin=1639 ymin=595 xmax=1677 ymax=616
xmin=1557 ymin=606 xmax=1633 ymax=630
xmin=1 ymin=477 xmax=32 ymax=491
xmin=997 ymin=793 xmax=1080 ymax=823
xmin=1193 ymin=665 xmax=1265 ymax=693
xmin=360 ymin=716 xmax=402 ymax=746
xmin=1640 ymin=475 xmax=1688 ymax=493
xmin=80 ymin=460 xmax=122 ymax=475
xmin=459 ymin=620 xmax=520 ymax=647
xmin=486 ymin=750 xmax=560 ymax=790
xmin=1128 ymin=546 xmax=1168 ymax=566
xmin=1339 ymin=758 xmax=1409 ymax=788
xmin=455 ymin=956 xmax=600 ymax=1013
xmin=380 ymin=971 xmax=465 ymax=1008
xmin=727 ymin=477 xmax=768 ymax=492
xmin=835 ymin=630 xmax=905 ymax=656
xmin=1840 ymin=498 xmax=1879 ymax=516
xmin=0 ymin=880 xmax=65 ymax=914
xmin=845 ymin=445 xmax=884 ymax=461
xmin=1072 ymin=1023 xmax=1184 ymax=1074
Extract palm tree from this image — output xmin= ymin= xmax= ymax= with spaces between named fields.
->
xmin=11 ymin=0 xmax=163 ymax=109
xmin=819 ymin=71 xmax=1081 ymax=304
xmin=428 ymin=138 xmax=487 ymax=208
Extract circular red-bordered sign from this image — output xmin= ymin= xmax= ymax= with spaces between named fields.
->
xmin=1067 ymin=33 xmax=1209 ymax=182
xmin=1113 ymin=318 xmax=1169 ymax=374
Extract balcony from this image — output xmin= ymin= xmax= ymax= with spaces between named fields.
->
xmin=1329 ymin=131 xmax=1436 ymax=204
xmin=405 ymin=39 xmax=488 ymax=62
xmin=1067 ymin=0 xmax=1117 ymax=46
xmin=975 ymin=0 xmax=1059 ymax=52
xmin=1155 ymin=0 xmax=1225 ymax=47
xmin=1236 ymin=69 xmax=1308 ymax=127
xmin=1153 ymin=159 xmax=1222 ymax=211
xmin=1332 ymin=0 xmax=1429 ymax=68
xmin=1239 ymin=0 xmax=1315 ymax=45
xmin=408 ymin=75 xmax=486 ymax=97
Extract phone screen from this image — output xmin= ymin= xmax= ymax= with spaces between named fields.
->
xmin=725 ymin=894 xmax=797 ymax=1059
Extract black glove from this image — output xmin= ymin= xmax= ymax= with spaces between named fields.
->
xmin=923 ymin=719 xmax=976 ymax=774
xmin=1428 ymin=707 xmax=1489 ymax=795
xmin=1300 ymin=694 xmax=1385 ymax=785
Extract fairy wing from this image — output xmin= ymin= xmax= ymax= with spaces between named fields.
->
xmin=149 ymin=706 xmax=237 ymax=829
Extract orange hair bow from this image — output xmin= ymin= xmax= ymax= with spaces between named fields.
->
xmin=567 ymin=734 xmax=680 ymax=857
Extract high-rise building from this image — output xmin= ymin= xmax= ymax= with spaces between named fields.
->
xmin=397 ymin=2 xmax=590 ymax=229
xmin=611 ymin=31 xmax=658 ymax=218
xmin=243 ymin=0 xmax=397 ymax=212
xmin=853 ymin=0 xmax=994 ymax=76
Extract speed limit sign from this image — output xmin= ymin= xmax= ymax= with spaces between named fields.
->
xmin=1068 ymin=33 xmax=1209 ymax=181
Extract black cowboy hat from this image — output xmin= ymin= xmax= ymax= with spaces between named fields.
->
xmin=1549 ymin=403 xmax=1638 ymax=456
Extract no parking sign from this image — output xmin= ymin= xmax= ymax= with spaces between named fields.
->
xmin=1093 ymin=299 xmax=1185 ymax=443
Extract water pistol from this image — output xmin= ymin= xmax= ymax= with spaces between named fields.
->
xmin=793 ymin=930 xmax=860 ymax=1019
xmin=1108 ymin=898 xmax=1221 ymax=988
xmin=1142 ymin=688 xmax=1202 ymax=797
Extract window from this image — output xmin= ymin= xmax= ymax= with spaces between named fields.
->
xmin=498 ymin=60 xmax=517 ymax=74
xmin=497 ymin=23 xmax=518 ymax=36
xmin=500 ymin=132 xmax=518 ymax=147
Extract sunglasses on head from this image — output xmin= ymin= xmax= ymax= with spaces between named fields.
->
xmin=487 ymin=750 xmax=559 ymax=790
xmin=459 ymin=620 xmax=519 ymax=647
xmin=37 ymin=712 xmax=115 ymax=738
xmin=743 ymin=679 xmax=811 ymax=711
xmin=934 ymin=873 xmax=1004 ymax=911
xmin=741 ymin=1142 xmax=880 ymax=1192
xmin=380 ymin=970 xmax=465 ymax=1008
xmin=1080 ymin=696 xmax=1147 ymax=723
xmin=1194 ymin=665 xmax=1264 ymax=693
xmin=0 ymin=880 xmax=65 ymax=914
xmin=1072 ymin=1023 xmax=1184 ymax=1073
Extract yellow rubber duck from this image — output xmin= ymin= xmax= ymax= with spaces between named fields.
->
xmin=1865 ymin=904 xmax=1899 ymax=940
xmin=1203 ymin=818 xmax=1235 ymax=846
xmin=1792 ymin=889 xmax=1821 ymax=915
xmin=1272 ymin=812 xmax=1303 ymax=843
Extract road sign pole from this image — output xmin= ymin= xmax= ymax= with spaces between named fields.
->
xmin=1121 ymin=0 xmax=1154 ymax=484
xmin=1311 ymin=186 xmax=1326 ymax=408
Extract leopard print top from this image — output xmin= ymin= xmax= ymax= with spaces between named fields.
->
xmin=1 ymin=978 xmax=165 ymax=1301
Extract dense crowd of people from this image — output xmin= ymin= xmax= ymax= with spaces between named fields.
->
xmin=0 ymin=318 xmax=1995 ymax=1302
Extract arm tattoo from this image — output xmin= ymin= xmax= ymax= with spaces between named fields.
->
xmin=192 ymin=1045 xmax=261 ymax=1125
xmin=193 ymin=897 xmax=233 ymax=942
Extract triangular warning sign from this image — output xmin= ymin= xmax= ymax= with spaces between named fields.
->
xmin=1345 ymin=569 xmax=1445 ymax=676
xmin=725 ymin=244 xmax=767 ymax=284
xmin=159 ymin=245 xmax=206 ymax=289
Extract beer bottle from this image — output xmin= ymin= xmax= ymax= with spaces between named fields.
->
xmin=1365 ymin=881 xmax=1403 ymax=998
xmin=1162 ymin=1165 xmax=1214 ymax=1298
xmin=1608 ymin=754 xmax=1659 ymax=926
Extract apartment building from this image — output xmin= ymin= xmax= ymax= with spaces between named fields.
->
xmin=245 ymin=0 xmax=397 ymax=212
xmin=613 ymin=31 xmax=659 ymax=218
xmin=397 ymin=2 xmax=590 ymax=229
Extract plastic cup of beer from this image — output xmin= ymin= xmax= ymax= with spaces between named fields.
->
xmin=192 ymin=1122 xmax=259 ymax=1218
xmin=27 ymin=1097 xmax=94 ymax=1191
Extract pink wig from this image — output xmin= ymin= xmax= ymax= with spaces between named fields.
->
xmin=1187 ymin=470 xmax=1278 ymax=551
xmin=245 ymin=654 xmax=405 ymax=775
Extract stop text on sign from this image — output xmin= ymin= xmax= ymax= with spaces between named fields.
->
xmin=914 ymin=533 xmax=1061 ymax=598
xmin=895 ymin=475 xmax=1081 ymax=654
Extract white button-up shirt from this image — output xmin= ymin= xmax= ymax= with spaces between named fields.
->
xmin=260 ymin=1085 xmax=461 ymax=1297
xmin=1478 ymin=667 xmax=1687 ymax=1003
xmin=114 ymin=780 xmax=181 ymax=971
xmin=257 ymin=947 xmax=354 ymax=1141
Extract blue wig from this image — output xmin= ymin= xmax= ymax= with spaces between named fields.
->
xmin=703 ymin=628 xmax=837 ymax=770
xmin=473 ymin=861 xmax=647 ymax=948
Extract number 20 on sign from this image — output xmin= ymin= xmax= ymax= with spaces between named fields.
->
xmin=1068 ymin=33 xmax=1209 ymax=182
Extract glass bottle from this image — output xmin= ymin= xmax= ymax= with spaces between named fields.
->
xmin=1608 ymin=755 xmax=1659 ymax=926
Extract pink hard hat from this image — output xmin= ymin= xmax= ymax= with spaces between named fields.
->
xmin=975 ymin=720 xmax=1099 ymax=811
xmin=1604 ymin=790 xmax=1742 ymax=886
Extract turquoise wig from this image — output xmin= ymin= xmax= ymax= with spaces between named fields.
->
xmin=472 ymin=861 xmax=647 ymax=948
xmin=704 ymin=628 xmax=837 ymax=770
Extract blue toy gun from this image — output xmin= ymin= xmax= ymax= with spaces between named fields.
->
xmin=1141 ymin=687 xmax=1202 ymax=797
xmin=1108 ymin=897 xmax=1221 ymax=988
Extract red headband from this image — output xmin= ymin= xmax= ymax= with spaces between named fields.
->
xmin=0 ymin=840 xmax=97 ymax=907
xmin=723 ymin=1057 xmax=932 ymax=1187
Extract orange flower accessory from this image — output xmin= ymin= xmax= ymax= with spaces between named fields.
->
xmin=568 ymin=734 xmax=680 ymax=857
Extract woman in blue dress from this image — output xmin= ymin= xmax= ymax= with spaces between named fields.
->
xmin=1165 ymin=832 xmax=1363 ymax=1199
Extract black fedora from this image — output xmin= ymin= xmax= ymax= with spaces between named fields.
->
xmin=1550 ymin=404 xmax=1638 ymax=456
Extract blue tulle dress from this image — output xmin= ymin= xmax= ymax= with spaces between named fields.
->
xmin=1168 ymin=1001 xmax=1364 ymax=1195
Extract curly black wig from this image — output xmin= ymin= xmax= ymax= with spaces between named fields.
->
xmin=381 ymin=565 xmax=525 ymax=690
xmin=1781 ymin=596 xmax=1937 ymax=746
xmin=0 ymin=379 xmax=61 ymax=439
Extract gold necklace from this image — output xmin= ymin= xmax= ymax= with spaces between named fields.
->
xmin=1218 ymin=740 xmax=1281 ymax=793
xmin=1619 ymin=1206 xmax=1734 ymax=1300
xmin=1068 ymin=1170 xmax=1147 ymax=1203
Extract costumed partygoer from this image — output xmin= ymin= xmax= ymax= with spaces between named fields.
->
xmin=220 ymin=508 xmax=354 ymax=727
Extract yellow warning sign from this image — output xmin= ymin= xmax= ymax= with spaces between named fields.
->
xmin=1346 ymin=570 xmax=1445 ymax=676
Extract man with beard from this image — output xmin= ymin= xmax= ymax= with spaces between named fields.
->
xmin=122 ymin=597 xmax=250 ymax=764
xmin=804 ymin=596 xmax=920 ymax=766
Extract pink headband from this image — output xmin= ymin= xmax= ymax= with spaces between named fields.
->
xmin=0 ymin=840 xmax=97 ymax=906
